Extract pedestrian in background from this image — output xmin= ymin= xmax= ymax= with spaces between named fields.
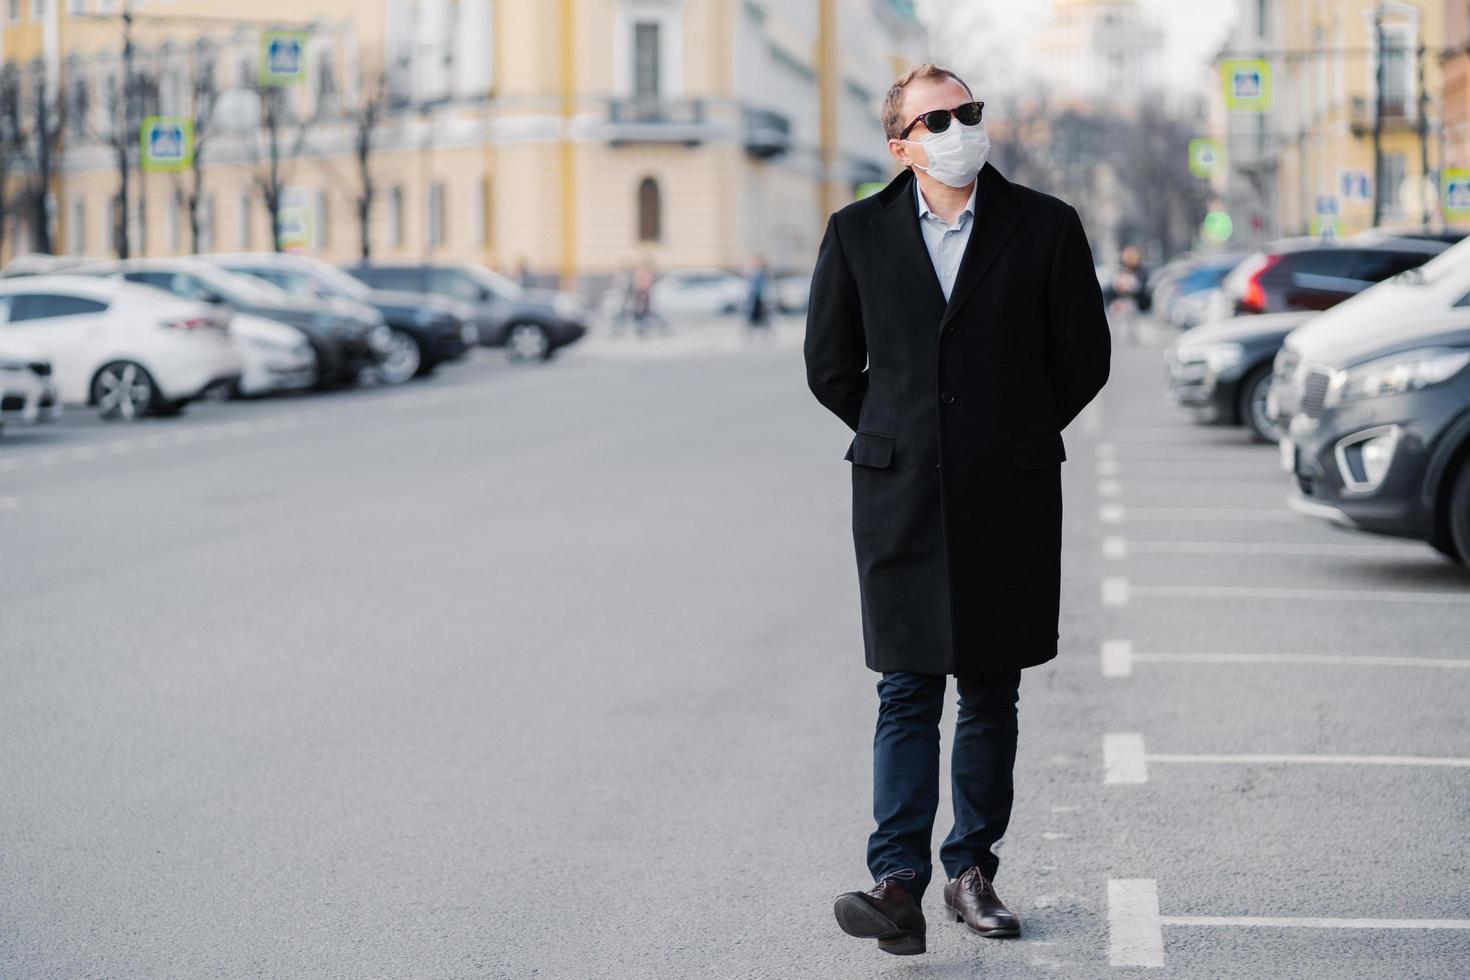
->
xmin=743 ymin=253 xmax=773 ymax=340
xmin=628 ymin=257 xmax=667 ymax=338
xmin=804 ymin=63 xmax=1110 ymax=958
xmin=1103 ymin=244 xmax=1150 ymax=346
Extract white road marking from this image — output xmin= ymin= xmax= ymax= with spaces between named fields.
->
xmin=1130 ymin=652 xmax=1469 ymax=670
xmin=0 ymin=496 xmax=17 ymax=510
xmin=1102 ymin=535 xmax=1128 ymax=559
xmin=1101 ymin=640 xmax=1134 ymax=678
xmin=1148 ymin=752 xmax=1470 ymax=770
xmin=1041 ymin=831 xmax=1071 ymax=840
xmin=1101 ymin=577 xmax=1130 ymax=607
xmin=1129 ymin=584 xmax=1469 ymax=604
xmin=1098 ymin=479 xmax=1121 ymax=497
xmin=1096 ymin=458 xmax=1119 ymax=477
xmin=1098 ymin=442 xmax=1116 ymax=458
xmin=1121 ymin=540 xmax=1429 ymax=558
xmin=1100 ymin=503 xmax=1126 ymax=524
xmin=1103 ymin=733 xmax=1148 ymax=784
xmin=1107 ymin=879 xmax=1165 ymax=968
xmin=1119 ymin=507 xmax=1299 ymax=522
xmin=1160 ymin=915 xmax=1470 ymax=930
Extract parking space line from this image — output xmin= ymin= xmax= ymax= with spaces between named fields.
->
xmin=1096 ymin=458 xmax=1119 ymax=476
xmin=1101 ymin=640 xmax=1133 ymax=678
xmin=1160 ymin=915 xmax=1470 ymax=930
xmin=1102 ymin=535 xmax=1128 ymax=559
xmin=1107 ymin=879 xmax=1165 ymax=968
xmin=0 ymin=496 xmax=16 ymax=510
xmin=1106 ymin=734 xmax=1470 ymax=780
xmin=1116 ymin=507 xmax=1300 ymax=521
xmin=1120 ymin=540 xmax=1429 ymax=558
xmin=1098 ymin=479 xmax=1121 ymax=497
xmin=1125 ymin=651 xmax=1468 ymax=672
xmin=1130 ymin=584 xmax=1469 ymax=604
xmin=1100 ymin=504 xmax=1126 ymax=524
xmin=1103 ymin=733 xmax=1148 ymax=784
xmin=1102 ymin=577 xmax=1130 ymax=606
xmin=1098 ymin=442 xmax=1116 ymax=458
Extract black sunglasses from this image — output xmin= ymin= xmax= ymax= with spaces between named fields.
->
xmin=898 ymin=100 xmax=985 ymax=140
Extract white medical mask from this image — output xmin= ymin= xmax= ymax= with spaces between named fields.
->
xmin=904 ymin=119 xmax=990 ymax=188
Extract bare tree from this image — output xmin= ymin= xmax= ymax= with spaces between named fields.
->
xmin=349 ymin=69 xmax=388 ymax=261
xmin=248 ymin=83 xmax=310 ymax=253
xmin=1114 ymin=103 xmax=1211 ymax=261
xmin=173 ymin=41 xmax=217 ymax=254
xmin=4 ymin=60 xmax=67 ymax=255
xmin=0 ymin=65 xmax=19 ymax=253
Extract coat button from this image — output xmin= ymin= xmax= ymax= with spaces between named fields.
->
xmin=940 ymin=391 xmax=956 ymax=405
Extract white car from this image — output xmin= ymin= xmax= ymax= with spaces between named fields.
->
xmin=649 ymin=268 xmax=749 ymax=318
xmin=1271 ymin=235 xmax=1470 ymax=427
xmin=0 ymin=275 xmax=243 ymax=420
xmin=0 ymin=336 xmax=61 ymax=434
xmin=231 ymin=314 xmax=317 ymax=396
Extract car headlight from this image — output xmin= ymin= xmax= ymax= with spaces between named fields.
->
xmin=1175 ymin=342 xmax=1244 ymax=374
xmin=1324 ymin=347 xmax=1470 ymax=408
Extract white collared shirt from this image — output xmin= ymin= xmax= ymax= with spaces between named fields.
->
xmin=915 ymin=177 xmax=978 ymax=302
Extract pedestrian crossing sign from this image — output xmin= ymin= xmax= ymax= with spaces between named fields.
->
xmin=1188 ymin=139 xmax=1223 ymax=179
xmin=1221 ymin=59 xmax=1272 ymax=112
xmin=1442 ymin=170 xmax=1470 ymax=220
xmin=139 ymin=116 xmax=193 ymax=173
xmin=261 ymin=31 xmax=308 ymax=87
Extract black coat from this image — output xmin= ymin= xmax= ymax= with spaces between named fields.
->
xmin=803 ymin=164 xmax=1110 ymax=676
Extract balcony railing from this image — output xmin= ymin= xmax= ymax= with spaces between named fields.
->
xmin=1349 ymin=95 xmax=1417 ymax=136
xmin=742 ymin=106 xmax=791 ymax=159
xmin=606 ymin=96 xmax=710 ymax=145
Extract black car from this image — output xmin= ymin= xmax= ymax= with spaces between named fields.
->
xmin=1220 ymin=237 xmax=1447 ymax=316
xmin=1284 ymin=310 xmax=1470 ymax=564
xmin=342 ymin=262 xmax=588 ymax=362
xmin=205 ymin=254 xmax=475 ymax=384
xmin=1164 ymin=312 xmax=1315 ymax=443
xmin=78 ymin=258 xmax=389 ymax=388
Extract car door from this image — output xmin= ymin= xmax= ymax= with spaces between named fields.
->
xmin=1279 ymin=249 xmax=1366 ymax=311
xmin=0 ymin=291 xmax=112 ymax=402
xmin=427 ymin=267 xmax=505 ymax=343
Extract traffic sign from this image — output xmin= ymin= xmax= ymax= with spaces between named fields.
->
xmin=1188 ymin=139 xmax=1223 ymax=179
xmin=276 ymin=206 xmax=312 ymax=251
xmin=139 ymin=116 xmax=193 ymax=173
xmin=261 ymin=31 xmax=308 ymax=87
xmin=1338 ymin=170 xmax=1371 ymax=202
xmin=1221 ymin=59 xmax=1272 ymax=111
xmin=1442 ymin=170 xmax=1470 ymax=220
xmin=1314 ymin=194 xmax=1340 ymax=217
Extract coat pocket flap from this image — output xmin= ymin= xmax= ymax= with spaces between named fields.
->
xmin=1011 ymin=430 xmax=1066 ymax=469
xmin=845 ymin=431 xmax=895 ymax=468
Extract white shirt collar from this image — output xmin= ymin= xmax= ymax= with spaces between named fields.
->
xmin=915 ymin=176 xmax=978 ymax=223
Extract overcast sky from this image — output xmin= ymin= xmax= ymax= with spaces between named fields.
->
xmin=916 ymin=0 xmax=1241 ymax=94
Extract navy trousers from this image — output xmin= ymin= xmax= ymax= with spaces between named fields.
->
xmin=866 ymin=669 xmax=1022 ymax=901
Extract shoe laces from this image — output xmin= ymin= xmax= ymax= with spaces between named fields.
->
xmin=963 ymin=869 xmax=990 ymax=895
xmin=875 ymin=868 xmax=916 ymax=890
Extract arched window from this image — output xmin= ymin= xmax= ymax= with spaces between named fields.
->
xmin=637 ymin=176 xmax=661 ymax=243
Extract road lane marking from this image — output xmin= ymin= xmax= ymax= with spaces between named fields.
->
xmin=1117 ymin=507 xmax=1298 ymax=521
xmin=1129 ymin=584 xmax=1469 ymax=604
xmin=1101 ymin=640 xmax=1133 ymax=677
xmin=1096 ymin=458 xmax=1119 ymax=476
xmin=1103 ymin=733 xmax=1148 ymax=784
xmin=1128 ymin=652 xmax=1468 ymax=671
xmin=0 ymin=496 xmax=16 ymax=510
xmin=1100 ymin=503 xmax=1126 ymax=524
xmin=1098 ymin=479 xmax=1121 ymax=497
xmin=1098 ymin=442 xmax=1116 ymax=458
xmin=1160 ymin=916 xmax=1470 ymax=930
xmin=1107 ymin=879 xmax=1165 ymax=968
xmin=1102 ymin=535 xmax=1128 ymax=559
xmin=1120 ymin=540 xmax=1429 ymax=558
xmin=1101 ymin=578 xmax=1130 ymax=607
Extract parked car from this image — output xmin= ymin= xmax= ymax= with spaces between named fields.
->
xmin=1282 ymin=308 xmax=1470 ymax=564
xmin=0 ymin=275 xmax=242 ymax=420
xmin=648 ymin=268 xmax=748 ymax=318
xmin=1211 ymin=237 xmax=1448 ymax=320
xmin=205 ymin=253 xmax=475 ymax=383
xmin=774 ymin=272 xmax=812 ymax=314
xmin=1157 ymin=253 xmax=1245 ymax=329
xmin=1164 ymin=312 xmax=1315 ymax=443
xmin=342 ymin=262 xmax=588 ymax=362
xmin=1270 ymin=234 xmax=1470 ymax=434
xmin=77 ymin=258 xmax=389 ymax=388
xmin=0 ymin=336 xmax=61 ymax=434
xmin=231 ymin=314 xmax=318 ymax=397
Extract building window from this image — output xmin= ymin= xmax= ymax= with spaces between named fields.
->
xmin=633 ymin=22 xmax=660 ymax=99
xmin=637 ymin=176 xmax=661 ymax=243
xmin=237 ymin=192 xmax=252 ymax=249
xmin=1378 ymin=26 xmax=1412 ymax=117
xmin=1377 ymin=154 xmax=1406 ymax=215
xmin=68 ymin=196 xmax=86 ymax=255
xmin=388 ymin=186 xmax=404 ymax=248
xmin=426 ymin=181 xmax=445 ymax=249
xmin=30 ymin=0 xmax=44 ymax=20
xmin=8 ymin=0 xmax=19 ymax=23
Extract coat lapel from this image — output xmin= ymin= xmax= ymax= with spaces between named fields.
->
xmin=867 ymin=169 xmax=947 ymax=321
xmin=940 ymin=163 xmax=1023 ymax=330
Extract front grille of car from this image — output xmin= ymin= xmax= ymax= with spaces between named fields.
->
xmin=1300 ymin=370 xmax=1331 ymax=419
xmin=29 ymin=361 xmax=51 ymax=377
xmin=1 ymin=394 xmax=24 ymax=411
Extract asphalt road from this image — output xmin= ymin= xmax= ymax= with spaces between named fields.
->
xmin=2 ymin=316 xmax=1467 ymax=978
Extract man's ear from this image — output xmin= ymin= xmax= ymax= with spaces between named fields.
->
xmin=887 ymin=138 xmax=910 ymax=167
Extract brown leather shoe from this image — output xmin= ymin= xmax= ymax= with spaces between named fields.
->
xmin=833 ymin=874 xmax=927 ymax=955
xmin=942 ymin=867 xmax=1021 ymax=937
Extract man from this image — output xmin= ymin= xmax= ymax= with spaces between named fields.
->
xmin=804 ymin=64 xmax=1110 ymax=957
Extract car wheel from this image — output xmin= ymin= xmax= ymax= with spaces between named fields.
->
xmin=375 ymin=329 xmax=423 ymax=385
xmin=1239 ymin=365 xmax=1281 ymax=444
xmin=506 ymin=322 xmax=551 ymax=363
xmin=92 ymin=361 xmax=160 ymax=421
xmin=1447 ymin=461 xmax=1470 ymax=566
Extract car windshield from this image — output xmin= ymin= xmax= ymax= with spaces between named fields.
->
xmin=300 ymin=261 xmax=373 ymax=300
xmin=463 ymin=264 xmax=523 ymax=299
xmin=1390 ymin=235 xmax=1470 ymax=286
xmin=189 ymin=264 xmax=291 ymax=303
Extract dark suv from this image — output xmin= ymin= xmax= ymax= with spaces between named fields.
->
xmin=1221 ymin=237 xmax=1446 ymax=316
xmin=342 ymin=263 xmax=588 ymax=362
xmin=1285 ymin=310 xmax=1470 ymax=564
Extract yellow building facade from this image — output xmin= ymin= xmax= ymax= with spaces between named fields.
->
xmin=1 ymin=0 xmax=922 ymax=289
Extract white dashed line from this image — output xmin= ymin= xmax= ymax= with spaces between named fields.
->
xmin=1097 ymin=442 xmax=1116 ymax=458
xmin=1129 ymin=584 xmax=1469 ymax=605
xmin=0 ymin=496 xmax=17 ymax=510
xmin=1105 ymin=733 xmax=1470 ymax=783
xmin=1096 ymin=458 xmax=1119 ymax=476
xmin=1103 ymin=733 xmax=1148 ymax=784
xmin=1118 ymin=507 xmax=1299 ymax=522
xmin=1098 ymin=479 xmax=1121 ymax=498
xmin=1099 ymin=503 xmax=1126 ymax=524
xmin=1101 ymin=640 xmax=1133 ymax=678
xmin=1107 ymin=879 xmax=1166 ymax=968
xmin=1101 ymin=577 xmax=1130 ymax=607
xmin=1102 ymin=535 xmax=1128 ymax=559
xmin=1161 ymin=915 xmax=1470 ymax=930
xmin=1125 ymin=651 xmax=1468 ymax=671
xmin=1120 ymin=540 xmax=1430 ymax=558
